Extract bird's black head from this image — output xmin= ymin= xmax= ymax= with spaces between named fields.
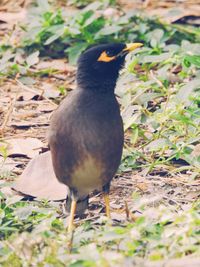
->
xmin=77 ymin=43 xmax=142 ymax=93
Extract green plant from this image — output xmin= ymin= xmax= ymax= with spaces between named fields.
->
xmin=118 ymin=39 xmax=200 ymax=174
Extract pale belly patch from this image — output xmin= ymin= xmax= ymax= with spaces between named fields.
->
xmin=70 ymin=156 xmax=104 ymax=197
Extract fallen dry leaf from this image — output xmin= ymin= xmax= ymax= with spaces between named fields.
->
xmin=0 ymin=156 xmax=19 ymax=172
xmin=36 ymin=59 xmax=76 ymax=73
xmin=41 ymin=82 xmax=60 ymax=99
xmin=148 ymin=7 xmax=200 ymax=24
xmin=0 ymin=9 xmax=27 ymax=23
xmin=4 ymin=137 xmax=44 ymax=158
xmin=17 ymin=91 xmax=37 ymax=101
xmin=37 ymin=104 xmax=55 ymax=113
xmin=191 ymin=144 xmax=200 ymax=157
xmin=10 ymin=120 xmax=49 ymax=129
xmin=111 ymin=211 xmax=126 ymax=222
xmin=136 ymin=182 xmax=149 ymax=192
xmin=12 ymin=151 xmax=68 ymax=200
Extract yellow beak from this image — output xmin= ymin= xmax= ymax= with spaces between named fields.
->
xmin=123 ymin=43 xmax=143 ymax=52
xmin=97 ymin=43 xmax=143 ymax=62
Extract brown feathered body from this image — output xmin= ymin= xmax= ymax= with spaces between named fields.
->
xmin=48 ymin=88 xmax=124 ymax=202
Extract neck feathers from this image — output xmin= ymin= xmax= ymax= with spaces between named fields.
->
xmin=76 ymin=69 xmax=118 ymax=93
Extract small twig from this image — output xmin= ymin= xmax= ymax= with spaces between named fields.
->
xmin=125 ymin=201 xmax=130 ymax=220
xmin=4 ymin=240 xmax=16 ymax=252
xmin=174 ymin=198 xmax=196 ymax=203
xmin=121 ymin=86 xmax=150 ymax=115
xmin=149 ymin=70 xmax=165 ymax=89
xmin=143 ymin=0 xmax=151 ymax=8
xmin=77 ymin=214 xmax=100 ymax=224
xmin=0 ymin=94 xmax=17 ymax=137
xmin=1 ymin=80 xmax=19 ymax=135
xmin=113 ymin=184 xmax=133 ymax=189
xmin=51 ymin=74 xmax=67 ymax=81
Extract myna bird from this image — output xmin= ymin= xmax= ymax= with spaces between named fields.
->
xmin=48 ymin=42 xmax=143 ymax=232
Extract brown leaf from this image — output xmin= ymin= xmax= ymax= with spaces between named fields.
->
xmin=10 ymin=121 xmax=49 ymax=129
xmin=136 ymin=182 xmax=149 ymax=192
xmin=36 ymin=59 xmax=76 ymax=73
xmin=5 ymin=138 xmax=44 ymax=158
xmin=1 ymin=185 xmax=20 ymax=198
xmin=191 ymin=144 xmax=200 ymax=158
xmin=37 ymin=104 xmax=55 ymax=113
xmin=111 ymin=211 xmax=126 ymax=222
xmin=0 ymin=9 xmax=26 ymax=24
xmin=146 ymin=6 xmax=200 ymax=24
xmin=12 ymin=151 xmax=68 ymax=200
xmin=17 ymin=91 xmax=38 ymax=101
xmin=0 ymin=156 xmax=18 ymax=172
xmin=41 ymin=82 xmax=60 ymax=99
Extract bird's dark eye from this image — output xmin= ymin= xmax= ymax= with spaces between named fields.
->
xmin=97 ymin=50 xmax=117 ymax=62
xmin=106 ymin=50 xmax=115 ymax=57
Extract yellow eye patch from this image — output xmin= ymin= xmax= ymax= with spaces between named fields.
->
xmin=97 ymin=51 xmax=116 ymax=62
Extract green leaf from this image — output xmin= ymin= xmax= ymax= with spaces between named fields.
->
xmin=141 ymin=52 xmax=172 ymax=63
xmin=19 ymin=77 xmax=36 ymax=85
xmin=182 ymin=58 xmax=191 ymax=68
xmin=148 ymin=29 xmax=164 ymax=47
xmin=176 ymin=78 xmax=200 ymax=106
xmin=82 ymin=1 xmax=102 ymax=12
xmin=66 ymin=42 xmax=88 ymax=65
xmin=78 ymin=10 xmax=94 ymax=26
xmin=136 ymin=92 xmax=163 ymax=106
xmin=130 ymin=126 xmax=139 ymax=145
xmin=37 ymin=0 xmax=50 ymax=11
xmin=97 ymin=25 xmax=122 ymax=36
xmin=184 ymin=54 xmax=200 ymax=68
xmin=14 ymin=206 xmax=33 ymax=220
xmin=44 ymin=25 xmax=65 ymax=45
xmin=145 ymin=138 xmax=171 ymax=152
xmin=26 ymin=51 xmax=40 ymax=66
xmin=83 ymin=13 xmax=98 ymax=28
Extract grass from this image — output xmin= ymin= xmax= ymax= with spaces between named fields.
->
xmin=0 ymin=0 xmax=200 ymax=266
xmin=0 ymin=193 xmax=199 ymax=266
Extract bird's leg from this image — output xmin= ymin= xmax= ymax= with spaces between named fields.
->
xmin=104 ymin=193 xmax=111 ymax=218
xmin=68 ymin=199 xmax=77 ymax=233
xmin=67 ymin=192 xmax=78 ymax=252
xmin=103 ymin=183 xmax=111 ymax=218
